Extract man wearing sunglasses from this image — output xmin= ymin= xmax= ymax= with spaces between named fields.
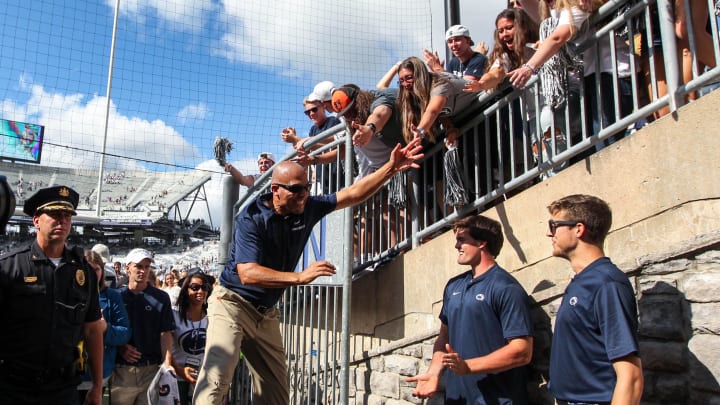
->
xmin=281 ymin=98 xmax=341 ymax=151
xmin=193 ymin=138 xmax=424 ymax=405
xmin=546 ymin=195 xmax=643 ymax=405
xmin=224 ymin=152 xmax=276 ymax=188
xmin=282 ymin=98 xmax=343 ymax=193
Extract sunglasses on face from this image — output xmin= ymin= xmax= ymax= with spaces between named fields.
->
xmin=398 ymin=74 xmax=415 ymax=85
xmin=548 ymin=219 xmax=579 ymax=235
xmin=188 ymin=283 xmax=210 ymax=292
xmin=304 ymin=106 xmax=319 ymax=116
xmin=273 ymin=183 xmax=312 ymax=194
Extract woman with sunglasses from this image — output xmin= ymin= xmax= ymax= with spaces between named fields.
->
xmin=77 ymin=250 xmax=131 ymax=403
xmin=171 ymin=271 xmax=214 ymax=405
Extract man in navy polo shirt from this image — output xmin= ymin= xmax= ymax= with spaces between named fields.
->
xmin=407 ymin=215 xmax=533 ymax=404
xmin=546 ymin=195 xmax=643 ymax=405
xmin=193 ymin=139 xmax=423 ymax=404
xmin=112 ymin=248 xmax=176 ymax=405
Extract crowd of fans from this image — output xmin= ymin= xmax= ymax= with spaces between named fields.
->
xmin=223 ymin=0 xmax=719 ymax=267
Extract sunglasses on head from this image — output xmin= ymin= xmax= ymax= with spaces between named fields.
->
xmin=273 ymin=183 xmax=312 ymax=194
xmin=188 ymin=283 xmax=210 ymax=292
xmin=304 ymin=106 xmax=319 ymax=116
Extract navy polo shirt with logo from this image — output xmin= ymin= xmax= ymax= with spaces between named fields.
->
xmin=119 ymin=284 xmax=176 ymax=366
xmin=219 ymin=193 xmax=336 ymax=308
xmin=439 ymin=264 xmax=533 ymax=404
xmin=548 ymin=257 xmax=639 ymax=403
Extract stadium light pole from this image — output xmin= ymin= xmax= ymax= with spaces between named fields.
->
xmin=95 ymin=0 xmax=121 ymax=216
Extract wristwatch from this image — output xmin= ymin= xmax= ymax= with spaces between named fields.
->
xmin=366 ymin=122 xmax=377 ymax=134
xmin=416 ymin=127 xmax=428 ymax=139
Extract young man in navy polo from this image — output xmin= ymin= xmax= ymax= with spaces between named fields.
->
xmin=546 ymin=194 xmax=643 ymax=404
xmin=407 ymin=215 xmax=533 ymax=404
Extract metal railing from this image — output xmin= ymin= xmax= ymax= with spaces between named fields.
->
xmin=226 ymin=0 xmax=720 ymax=402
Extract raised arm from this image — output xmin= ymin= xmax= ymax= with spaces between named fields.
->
xmin=335 ymin=137 xmax=423 ymax=210
xmin=508 ymin=21 xmax=574 ymax=88
xmin=224 ymin=163 xmax=256 ymax=187
xmin=377 ymin=61 xmax=402 ymax=89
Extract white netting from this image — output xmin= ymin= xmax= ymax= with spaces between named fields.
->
xmin=0 ymin=0 xmax=433 ymax=223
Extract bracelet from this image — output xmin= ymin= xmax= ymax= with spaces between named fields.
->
xmin=416 ymin=127 xmax=428 ymax=139
xmin=522 ymin=63 xmax=539 ymax=75
xmin=366 ymin=122 xmax=377 ymax=134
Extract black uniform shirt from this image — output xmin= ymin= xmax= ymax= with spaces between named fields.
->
xmin=0 ymin=241 xmax=101 ymax=369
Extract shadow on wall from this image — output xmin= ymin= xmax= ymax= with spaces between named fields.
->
xmin=638 ymin=280 xmax=720 ymax=403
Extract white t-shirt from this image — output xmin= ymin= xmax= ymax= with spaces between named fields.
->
xmin=171 ymin=311 xmax=208 ymax=382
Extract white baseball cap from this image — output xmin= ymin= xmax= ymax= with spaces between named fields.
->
xmin=126 ymin=248 xmax=154 ymax=265
xmin=446 ymin=24 xmax=474 ymax=45
xmin=258 ymin=152 xmax=275 ymax=163
xmin=307 ymin=81 xmax=336 ymax=102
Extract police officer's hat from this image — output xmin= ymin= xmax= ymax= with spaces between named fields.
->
xmin=23 ymin=186 xmax=79 ymax=216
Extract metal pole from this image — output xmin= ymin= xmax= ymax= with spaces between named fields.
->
xmin=339 ymin=129 xmax=353 ymax=403
xmin=443 ymin=0 xmax=461 ymax=64
xmin=218 ymin=175 xmax=238 ymax=275
xmin=656 ymin=0 xmax=681 ymax=114
xmin=95 ymin=0 xmax=121 ymax=216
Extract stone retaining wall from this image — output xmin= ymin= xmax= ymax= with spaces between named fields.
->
xmin=348 ymin=236 xmax=720 ymax=404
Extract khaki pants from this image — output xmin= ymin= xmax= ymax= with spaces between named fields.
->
xmin=110 ymin=364 xmax=158 ymax=405
xmin=193 ymin=284 xmax=289 ymax=405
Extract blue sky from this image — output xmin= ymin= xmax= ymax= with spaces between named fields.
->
xmin=0 ymin=0 xmax=505 ymax=223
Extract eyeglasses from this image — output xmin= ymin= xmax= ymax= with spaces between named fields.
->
xmin=548 ymin=219 xmax=579 ymax=235
xmin=188 ymin=283 xmax=210 ymax=292
xmin=273 ymin=183 xmax=312 ymax=194
xmin=304 ymin=106 xmax=319 ymax=116
xmin=398 ymin=74 xmax=414 ymax=85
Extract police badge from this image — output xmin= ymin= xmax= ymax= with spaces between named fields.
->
xmin=76 ymin=269 xmax=86 ymax=286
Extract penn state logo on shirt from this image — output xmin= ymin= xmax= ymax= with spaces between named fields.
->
xmin=475 ymin=293 xmax=485 ymax=302
xmin=568 ymin=296 xmax=578 ymax=306
xmin=179 ymin=327 xmax=207 ymax=356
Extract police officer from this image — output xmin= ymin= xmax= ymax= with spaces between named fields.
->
xmin=0 ymin=186 xmax=105 ymax=405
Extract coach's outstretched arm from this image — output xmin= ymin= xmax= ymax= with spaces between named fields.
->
xmin=335 ymin=138 xmax=423 ymax=210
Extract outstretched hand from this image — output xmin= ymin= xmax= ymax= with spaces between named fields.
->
xmin=389 ymin=138 xmax=424 ymax=172
xmin=406 ymin=372 xmax=440 ymax=399
xmin=423 ymin=49 xmax=445 ymax=73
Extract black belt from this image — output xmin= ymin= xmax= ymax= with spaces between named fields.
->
xmin=120 ymin=359 xmax=158 ymax=367
xmin=255 ymin=304 xmax=273 ymax=314
xmin=0 ymin=359 xmax=78 ymax=384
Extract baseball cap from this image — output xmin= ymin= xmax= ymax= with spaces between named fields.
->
xmin=331 ymin=87 xmax=357 ymax=117
xmin=258 ymin=152 xmax=275 ymax=163
xmin=308 ymin=81 xmax=336 ymax=102
xmin=23 ymin=186 xmax=79 ymax=216
xmin=92 ymin=243 xmax=111 ymax=263
xmin=446 ymin=24 xmax=474 ymax=45
xmin=126 ymin=248 xmax=154 ymax=265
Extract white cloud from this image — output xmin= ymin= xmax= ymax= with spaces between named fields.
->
xmin=214 ymin=0 xmax=434 ymax=84
xmin=1 ymin=82 xmax=199 ymax=172
xmin=109 ymin=0 xmax=217 ymax=31
xmin=177 ymin=103 xmax=209 ymax=124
